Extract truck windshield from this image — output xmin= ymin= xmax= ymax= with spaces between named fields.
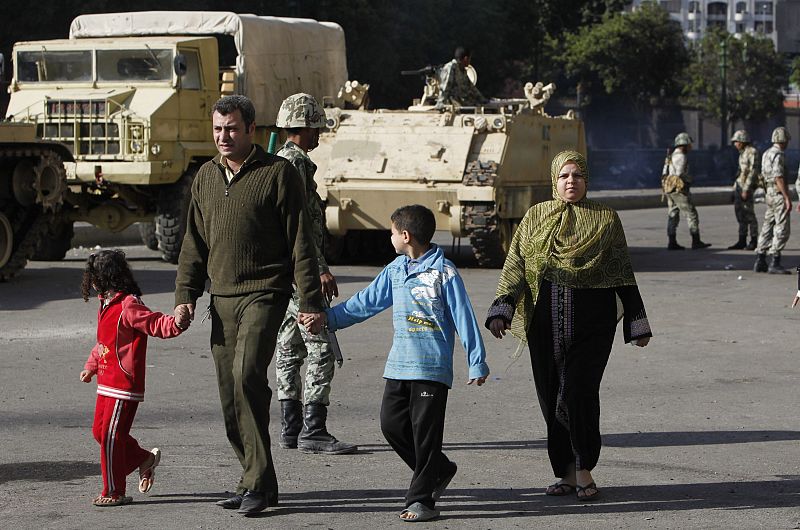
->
xmin=97 ymin=49 xmax=173 ymax=81
xmin=17 ymin=50 xmax=92 ymax=82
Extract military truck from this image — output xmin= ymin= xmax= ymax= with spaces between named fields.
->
xmin=6 ymin=11 xmax=347 ymax=263
xmin=315 ymin=76 xmax=586 ymax=267
xmin=0 ymin=121 xmax=72 ymax=280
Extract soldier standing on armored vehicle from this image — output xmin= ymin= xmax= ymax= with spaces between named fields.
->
xmin=728 ymin=130 xmax=760 ymax=250
xmin=754 ymin=126 xmax=792 ymax=274
xmin=435 ymin=47 xmax=487 ymax=109
xmin=274 ymin=94 xmax=357 ymax=455
xmin=663 ymin=133 xmax=711 ymax=250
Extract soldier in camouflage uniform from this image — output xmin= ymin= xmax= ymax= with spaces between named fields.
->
xmin=728 ymin=130 xmax=760 ymax=250
xmin=754 ymin=126 xmax=792 ymax=274
xmin=664 ymin=133 xmax=711 ymax=250
xmin=274 ymin=93 xmax=356 ymax=454
xmin=435 ymin=46 xmax=487 ymax=109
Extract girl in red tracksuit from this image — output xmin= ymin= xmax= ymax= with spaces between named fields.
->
xmin=79 ymin=249 xmax=189 ymax=507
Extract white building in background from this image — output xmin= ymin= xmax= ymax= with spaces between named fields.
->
xmin=629 ymin=0 xmax=800 ymax=52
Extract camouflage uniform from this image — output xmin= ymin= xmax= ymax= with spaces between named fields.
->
xmin=275 ymin=140 xmax=335 ymax=406
xmin=756 ymin=145 xmax=790 ymax=257
xmin=732 ymin=144 xmax=760 ymax=245
xmin=665 ymin=150 xmax=701 ymax=237
xmin=436 ymin=59 xmax=485 ymax=108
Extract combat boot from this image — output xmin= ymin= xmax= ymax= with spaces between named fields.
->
xmin=753 ymin=253 xmax=768 ymax=273
xmin=745 ymin=239 xmax=757 ymax=251
xmin=667 ymin=235 xmax=685 ymax=250
xmin=297 ymin=403 xmax=357 ymax=455
xmin=727 ymin=237 xmax=746 ymax=250
xmin=279 ymin=399 xmax=303 ymax=449
xmin=768 ymin=255 xmax=791 ymax=274
xmin=691 ymin=233 xmax=711 ymax=249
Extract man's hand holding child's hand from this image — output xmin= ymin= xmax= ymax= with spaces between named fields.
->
xmin=174 ymin=305 xmax=192 ymax=330
xmin=299 ymin=312 xmax=326 ymax=334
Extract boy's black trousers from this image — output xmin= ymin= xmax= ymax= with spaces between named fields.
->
xmin=380 ymin=378 xmax=456 ymax=509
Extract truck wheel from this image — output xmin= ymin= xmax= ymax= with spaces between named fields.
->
xmin=31 ymin=216 xmax=74 ymax=261
xmin=155 ymin=171 xmax=194 ymax=264
xmin=0 ymin=208 xmax=48 ymax=281
xmin=138 ymin=222 xmax=159 ymax=251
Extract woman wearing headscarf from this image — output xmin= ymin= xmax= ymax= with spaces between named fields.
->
xmin=486 ymin=150 xmax=652 ymax=501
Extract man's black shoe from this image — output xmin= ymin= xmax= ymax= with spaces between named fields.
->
xmin=216 ymin=493 xmax=244 ymax=509
xmin=238 ymin=490 xmax=269 ymax=516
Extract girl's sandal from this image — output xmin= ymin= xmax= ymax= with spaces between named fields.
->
xmin=138 ymin=447 xmax=162 ymax=494
xmin=576 ymin=482 xmax=600 ymax=502
xmin=93 ymin=495 xmax=133 ymax=507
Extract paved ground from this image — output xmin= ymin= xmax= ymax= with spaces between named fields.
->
xmin=1 ymin=203 xmax=799 ymax=529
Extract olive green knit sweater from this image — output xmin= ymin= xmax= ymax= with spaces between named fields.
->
xmin=174 ymin=145 xmax=323 ymax=312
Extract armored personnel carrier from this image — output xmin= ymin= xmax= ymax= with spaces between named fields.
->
xmin=0 ymin=122 xmax=71 ymax=280
xmin=315 ymin=73 xmax=586 ymax=267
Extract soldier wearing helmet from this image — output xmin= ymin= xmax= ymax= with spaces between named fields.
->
xmin=274 ymin=93 xmax=356 ymax=455
xmin=662 ymin=132 xmax=711 ymax=250
xmin=727 ymin=130 xmax=760 ymax=250
xmin=754 ymin=126 xmax=792 ymax=274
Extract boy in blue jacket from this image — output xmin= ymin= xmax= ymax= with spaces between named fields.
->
xmin=301 ymin=204 xmax=489 ymax=522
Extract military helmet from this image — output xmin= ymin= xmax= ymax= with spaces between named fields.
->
xmin=674 ymin=132 xmax=693 ymax=147
xmin=730 ymin=130 xmax=750 ymax=144
xmin=276 ymin=93 xmax=325 ymax=129
xmin=771 ymin=126 xmax=790 ymax=144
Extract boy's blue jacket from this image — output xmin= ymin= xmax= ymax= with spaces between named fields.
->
xmin=325 ymin=244 xmax=489 ymax=388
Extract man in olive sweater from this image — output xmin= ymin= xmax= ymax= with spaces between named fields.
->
xmin=174 ymin=95 xmax=324 ymax=517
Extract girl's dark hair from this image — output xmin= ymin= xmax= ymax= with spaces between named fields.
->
xmin=80 ymin=249 xmax=142 ymax=302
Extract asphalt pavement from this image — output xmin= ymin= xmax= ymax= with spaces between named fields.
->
xmin=0 ymin=201 xmax=798 ymax=529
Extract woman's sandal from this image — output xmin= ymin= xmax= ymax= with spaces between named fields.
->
xmin=138 ymin=447 xmax=162 ymax=494
xmin=92 ymin=495 xmax=133 ymax=507
xmin=576 ymin=482 xmax=600 ymax=502
xmin=545 ymin=482 xmax=576 ymax=496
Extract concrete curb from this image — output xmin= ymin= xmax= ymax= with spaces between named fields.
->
xmin=590 ymin=186 xmax=736 ymax=210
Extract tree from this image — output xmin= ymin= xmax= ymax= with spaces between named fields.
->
xmin=684 ymin=30 xmax=786 ymax=129
xmin=561 ymin=3 xmax=689 ymax=107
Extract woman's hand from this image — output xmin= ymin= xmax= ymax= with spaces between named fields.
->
xmin=632 ymin=337 xmax=650 ymax=347
xmin=489 ymin=318 xmax=510 ymax=339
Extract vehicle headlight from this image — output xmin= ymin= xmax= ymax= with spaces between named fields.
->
xmin=129 ymin=124 xmax=144 ymax=153
xmin=491 ymin=116 xmax=506 ymax=131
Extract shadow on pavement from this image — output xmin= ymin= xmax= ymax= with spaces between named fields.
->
xmin=604 ymin=430 xmax=800 ymax=447
xmin=0 ymin=461 xmax=98 ymax=485
xmin=201 ymin=477 xmax=799 ymax=518
xmin=627 ymin=246 xmax=795 ymax=273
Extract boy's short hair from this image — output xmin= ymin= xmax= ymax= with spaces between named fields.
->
xmin=391 ymin=205 xmax=436 ymax=245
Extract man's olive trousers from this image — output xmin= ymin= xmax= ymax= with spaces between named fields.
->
xmin=210 ymin=291 xmax=290 ymax=496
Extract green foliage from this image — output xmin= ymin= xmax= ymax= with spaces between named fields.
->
xmin=562 ymin=3 xmax=689 ymax=105
xmin=683 ymin=31 xmax=786 ymax=123
xmin=789 ymin=56 xmax=800 ymax=89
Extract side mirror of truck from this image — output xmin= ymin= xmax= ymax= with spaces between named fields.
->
xmin=173 ymin=54 xmax=187 ymax=77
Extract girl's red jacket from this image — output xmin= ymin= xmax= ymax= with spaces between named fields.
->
xmin=84 ymin=293 xmax=183 ymax=401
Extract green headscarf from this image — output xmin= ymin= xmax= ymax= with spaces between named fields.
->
xmin=494 ymin=150 xmax=638 ymax=340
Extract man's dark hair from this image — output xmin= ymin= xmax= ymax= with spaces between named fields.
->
xmin=454 ymin=47 xmax=471 ymax=61
xmin=391 ymin=205 xmax=436 ymax=245
xmin=212 ymin=95 xmax=256 ymax=129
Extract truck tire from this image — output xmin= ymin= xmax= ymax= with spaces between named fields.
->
xmin=31 ymin=216 xmax=74 ymax=261
xmin=155 ymin=171 xmax=194 ymax=264
xmin=138 ymin=222 xmax=159 ymax=251
xmin=0 ymin=208 xmax=48 ymax=281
